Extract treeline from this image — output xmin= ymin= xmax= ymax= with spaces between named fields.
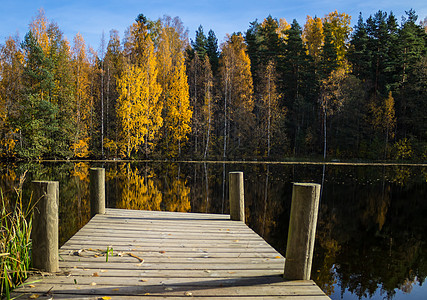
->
xmin=0 ymin=9 xmax=426 ymax=160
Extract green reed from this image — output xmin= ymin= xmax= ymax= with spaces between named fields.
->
xmin=1 ymin=172 xmax=35 ymax=299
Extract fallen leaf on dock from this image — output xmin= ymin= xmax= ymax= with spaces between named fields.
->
xmin=184 ymin=291 xmax=193 ymax=296
xmin=165 ymin=287 xmax=173 ymax=291
xmin=112 ymin=288 xmax=119 ymax=291
xmin=159 ymin=250 xmax=166 ymax=254
xmin=92 ymin=272 xmax=99 ymax=277
xmin=90 ymin=282 xmax=97 ymax=286
xmin=139 ymin=279 xmax=148 ymax=282
xmin=28 ymin=285 xmax=36 ymax=288
xmin=100 ymin=297 xmax=111 ymax=300
xmin=233 ymin=240 xmax=239 ymax=242
xmin=29 ymin=294 xmax=39 ymax=299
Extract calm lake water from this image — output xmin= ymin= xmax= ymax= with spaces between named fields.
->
xmin=1 ymin=161 xmax=426 ymax=300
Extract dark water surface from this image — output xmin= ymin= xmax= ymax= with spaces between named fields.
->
xmin=1 ymin=161 xmax=426 ymax=299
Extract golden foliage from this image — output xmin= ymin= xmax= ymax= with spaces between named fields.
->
xmin=71 ymin=137 xmax=91 ymax=158
xmin=157 ymin=25 xmax=192 ymax=156
xmin=303 ymin=16 xmax=323 ymax=61
xmin=103 ymin=138 xmax=118 ymax=157
xmin=369 ymin=92 xmax=396 ymax=138
xmin=118 ymin=22 xmax=162 ymax=157
xmin=29 ymin=8 xmax=49 ymax=53
xmin=116 ymin=32 xmax=162 ymax=157
xmin=276 ymin=18 xmax=291 ymax=40
xmin=323 ymin=11 xmax=352 ymax=69
xmin=220 ymin=34 xmax=254 ymax=117
xmin=71 ymin=33 xmax=92 ymax=157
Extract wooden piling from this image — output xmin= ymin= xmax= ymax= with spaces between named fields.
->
xmin=31 ymin=181 xmax=59 ymax=273
xmin=229 ymin=171 xmax=245 ymax=222
xmin=284 ymin=183 xmax=321 ymax=280
xmin=90 ymin=168 xmax=106 ymax=218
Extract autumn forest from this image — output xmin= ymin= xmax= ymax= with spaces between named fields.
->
xmin=0 ymin=9 xmax=426 ymax=161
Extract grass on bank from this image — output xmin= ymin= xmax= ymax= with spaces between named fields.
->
xmin=1 ymin=172 xmax=35 ymax=299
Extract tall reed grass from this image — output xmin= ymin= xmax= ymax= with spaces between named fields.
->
xmin=1 ymin=172 xmax=35 ymax=299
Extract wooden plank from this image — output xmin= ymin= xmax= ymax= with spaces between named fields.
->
xmin=13 ymin=283 xmax=326 ymax=296
xmin=59 ymin=256 xmax=283 ymax=264
xmin=59 ymin=250 xmax=277 ymax=259
xmin=12 ymin=209 xmax=329 ymax=299
xmin=72 ymin=228 xmax=262 ymax=239
xmin=60 ymin=245 xmax=279 ymax=254
xmin=59 ymin=261 xmax=284 ymax=270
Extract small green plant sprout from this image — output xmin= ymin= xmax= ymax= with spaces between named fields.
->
xmin=105 ymin=246 xmax=114 ymax=262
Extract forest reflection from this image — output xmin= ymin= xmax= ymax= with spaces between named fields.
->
xmin=0 ymin=162 xmax=426 ymax=299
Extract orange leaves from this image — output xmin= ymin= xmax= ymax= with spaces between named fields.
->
xmin=71 ymin=137 xmax=91 ymax=158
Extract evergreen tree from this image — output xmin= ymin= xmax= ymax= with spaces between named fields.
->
xmin=366 ymin=10 xmax=395 ymax=96
xmin=192 ymin=25 xmax=207 ymax=59
xmin=282 ymin=19 xmax=316 ymax=155
xmin=395 ymin=10 xmax=427 ymax=155
xmin=19 ymin=31 xmax=58 ymax=158
xmin=206 ymin=29 xmax=219 ymax=75
xmin=348 ymin=13 xmax=371 ymax=79
xmin=46 ymin=22 xmax=75 ymax=158
xmin=398 ymin=9 xmax=427 ymax=84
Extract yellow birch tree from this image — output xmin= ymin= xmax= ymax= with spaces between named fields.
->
xmin=219 ymin=33 xmax=254 ymax=156
xmin=117 ymin=21 xmax=162 ymax=158
xmin=29 ymin=9 xmax=49 ymax=53
xmin=323 ymin=11 xmax=352 ymax=69
xmin=71 ymin=33 xmax=92 ymax=157
xmin=157 ymin=22 xmax=192 ymax=157
xmin=303 ymin=16 xmax=324 ymax=62
xmin=277 ymin=18 xmax=291 ymax=40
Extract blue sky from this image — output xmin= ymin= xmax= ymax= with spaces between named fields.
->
xmin=1 ymin=0 xmax=426 ymax=50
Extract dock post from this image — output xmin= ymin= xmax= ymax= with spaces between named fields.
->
xmin=284 ymin=183 xmax=321 ymax=280
xmin=31 ymin=181 xmax=59 ymax=273
xmin=90 ymin=168 xmax=106 ymax=217
xmin=229 ymin=171 xmax=245 ymax=222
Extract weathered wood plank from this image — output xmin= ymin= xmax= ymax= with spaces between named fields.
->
xmin=59 ymin=255 xmax=283 ymax=264
xmin=14 ymin=283 xmax=326 ymax=296
xmin=13 ymin=209 xmax=329 ymax=299
xmin=72 ymin=229 xmax=262 ymax=239
xmin=59 ymin=261 xmax=284 ymax=270
xmin=59 ymin=250 xmax=277 ymax=259
xmin=60 ymin=244 xmax=279 ymax=254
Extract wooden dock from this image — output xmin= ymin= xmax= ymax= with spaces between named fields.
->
xmin=13 ymin=209 xmax=329 ymax=299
